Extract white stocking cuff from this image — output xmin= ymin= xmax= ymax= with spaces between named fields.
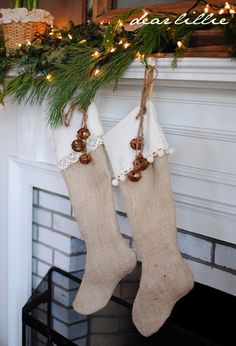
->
xmin=53 ymin=103 xmax=104 ymax=171
xmin=103 ymin=101 xmax=173 ymax=184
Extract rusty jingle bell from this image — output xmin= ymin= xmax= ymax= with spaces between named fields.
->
xmin=133 ymin=154 xmax=149 ymax=172
xmin=128 ymin=137 xmax=149 ymax=181
xmin=71 ymin=139 xmax=85 ymax=152
xmin=71 ymin=125 xmax=92 ymax=165
xmin=128 ymin=170 xmax=142 ymax=182
xmin=80 ymin=153 xmax=92 ymax=165
xmin=77 ymin=127 xmax=90 ymax=140
xmin=130 ymin=137 xmax=144 ymax=150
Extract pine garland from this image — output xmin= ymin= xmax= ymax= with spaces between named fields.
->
xmin=0 ymin=5 xmax=236 ymax=127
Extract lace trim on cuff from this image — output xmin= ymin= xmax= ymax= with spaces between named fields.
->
xmin=111 ymin=146 xmax=174 ymax=186
xmin=58 ymin=135 xmax=103 ymax=170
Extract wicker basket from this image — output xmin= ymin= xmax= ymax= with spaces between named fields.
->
xmin=3 ymin=21 xmax=47 ymax=50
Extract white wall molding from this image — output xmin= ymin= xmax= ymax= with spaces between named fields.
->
xmin=101 ymin=116 xmax=236 ymax=143
xmin=123 ymin=58 xmax=236 ymax=84
xmin=98 ymin=89 xmax=236 ymax=105
xmin=175 ymin=196 xmax=236 ymax=245
xmin=175 ymin=192 xmax=236 ymax=222
xmin=170 ymin=163 xmax=236 ymax=187
xmin=163 ymin=124 xmax=236 ymax=143
xmin=8 ymin=158 xmax=66 ymax=346
xmin=156 ymin=96 xmax=236 ymax=108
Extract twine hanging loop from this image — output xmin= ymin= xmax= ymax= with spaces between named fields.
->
xmin=128 ymin=63 xmax=157 ymax=182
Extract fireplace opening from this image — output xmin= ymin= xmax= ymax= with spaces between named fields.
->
xmin=25 ymin=267 xmax=235 ymax=346
xmin=31 ymin=188 xmax=236 ymax=345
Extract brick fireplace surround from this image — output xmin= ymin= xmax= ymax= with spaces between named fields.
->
xmin=32 ymin=188 xmax=236 ymax=298
xmin=1 ymin=58 xmax=236 ymax=346
xmin=31 ymin=188 xmax=236 ymax=345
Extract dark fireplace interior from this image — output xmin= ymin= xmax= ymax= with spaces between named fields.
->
xmin=24 ymin=266 xmax=235 ymax=346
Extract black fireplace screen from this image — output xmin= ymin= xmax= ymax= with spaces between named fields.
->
xmin=22 ymin=267 xmax=235 ymax=346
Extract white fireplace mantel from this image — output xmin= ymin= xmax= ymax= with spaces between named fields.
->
xmin=1 ymin=57 xmax=236 ymax=346
xmin=124 ymin=58 xmax=236 ymax=83
xmin=7 ymin=57 xmax=236 ymax=83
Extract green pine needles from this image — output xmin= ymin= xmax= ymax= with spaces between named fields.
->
xmin=0 ymin=8 xmax=236 ymax=128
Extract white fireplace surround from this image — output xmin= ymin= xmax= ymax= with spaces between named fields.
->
xmin=1 ymin=58 xmax=236 ymax=346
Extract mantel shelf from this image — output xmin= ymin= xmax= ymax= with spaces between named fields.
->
xmin=123 ymin=58 xmax=236 ymax=84
xmin=6 ymin=58 xmax=236 ymax=85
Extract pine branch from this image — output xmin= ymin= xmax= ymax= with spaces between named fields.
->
xmin=47 ymin=45 xmax=96 ymax=127
xmin=71 ymin=48 xmax=136 ymax=112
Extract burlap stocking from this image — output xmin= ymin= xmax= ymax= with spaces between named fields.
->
xmin=104 ymin=99 xmax=194 ymax=336
xmin=53 ymin=104 xmax=136 ymax=315
xmin=120 ymin=156 xmax=194 ymax=336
